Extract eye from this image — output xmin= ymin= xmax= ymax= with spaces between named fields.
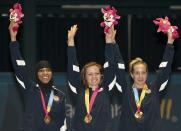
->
xmin=95 ymin=73 xmax=100 ymax=75
xmin=109 ymin=15 xmax=113 ymax=19
xmin=135 ymin=72 xmax=139 ymax=75
xmin=87 ymin=73 xmax=92 ymax=76
xmin=10 ymin=13 xmax=16 ymax=19
xmin=133 ymin=71 xmax=139 ymax=75
xmin=142 ymin=71 xmax=147 ymax=75
xmin=38 ymin=69 xmax=44 ymax=73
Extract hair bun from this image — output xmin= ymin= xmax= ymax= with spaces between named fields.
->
xmin=129 ymin=57 xmax=145 ymax=73
xmin=135 ymin=57 xmax=142 ymax=61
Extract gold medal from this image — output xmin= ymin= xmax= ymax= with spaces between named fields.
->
xmin=133 ymin=84 xmax=148 ymax=120
xmin=44 ymin=115 xmax=51 ymax=124
xmin=84 ymin=114 xmax=92 ymax=124
xmin=135 ymin=111 xmax=143 ymax=119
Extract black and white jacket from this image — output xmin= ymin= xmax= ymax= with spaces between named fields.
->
xmin=67 ymin=44 xmax=116 ymax=131
xmin=10 ymin=41 xmax=66 ymax=131
xmin=114 ymin=43 xmax=174 ymax=131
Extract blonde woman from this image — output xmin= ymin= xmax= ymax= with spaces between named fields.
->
xmin=115 ymin=28 xmax=175 ymax=131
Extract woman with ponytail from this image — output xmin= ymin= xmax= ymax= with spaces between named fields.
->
xmin=114 ymin=25 xmax=175 ymax=131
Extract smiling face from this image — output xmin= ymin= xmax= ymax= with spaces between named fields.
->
xmin=37 ymin=68 xmax=52 ymax=84
xmin=81 ymin=62 xmax=103 ymax=90
xmin=85 ymin=65 xmax=102 ymax=88
xmin=131 ymin=63 xmax=148 ymax=89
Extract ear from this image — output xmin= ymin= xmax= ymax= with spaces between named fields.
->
xmin=115 ymin=16 xmax=121 ymax=19
xmin=101 ymin=8 xmax=105 ymax=13
xmin=9 ymin=9 xmax=13 ymax=12
xmin=112 ymin=7 xmax=117 ymax=12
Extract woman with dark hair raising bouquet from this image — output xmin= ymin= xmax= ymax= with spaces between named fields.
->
xmin=9 ymin=21 xmax=66 ymax=131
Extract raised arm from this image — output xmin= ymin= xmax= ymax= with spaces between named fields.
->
xmin=67 ymin=25 xmax=81 ymax=94
xmin=105 ymin=26 xmax=126 ymax=92
xmin=153 ymin=29 xmax=175 ymax=92
xmin=9 ymin=21 xmax=29 ymax=90
xmin=102 ymin=26 xmax=117 ymax=91
xmin=114 ymin=46 xmax=127 ymax=93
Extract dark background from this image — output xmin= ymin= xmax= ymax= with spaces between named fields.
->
xmin=0 ymin=0 xmax=181 ymax=73
xmin=0 ymin=0 xmax=181 ymax=131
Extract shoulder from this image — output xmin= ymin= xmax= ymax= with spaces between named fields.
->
xmin=52 ymin=86 xmax=65 ymax=98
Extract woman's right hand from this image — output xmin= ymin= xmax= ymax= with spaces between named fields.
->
xmin=105 ymin=25 xmax=116 ymax=44
xmin=8 ymin=21 xmax=18 ymax=42
xmin=67 ymin=24 xmax=78 ymax=46
xmin=167 ymin=27 xmax=175 ymax=44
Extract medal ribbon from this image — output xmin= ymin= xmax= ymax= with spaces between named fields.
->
xmin=85 ymin=88 xmax=99 ymax=114
xmin=133 ymin=84 xmax=148 ymax=112
xmin=40 ymin=89 xmax=54 ymax=117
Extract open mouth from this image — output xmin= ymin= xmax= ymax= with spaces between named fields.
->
xmin=42 ymin=76 xmax=49 ymax=80
xmin=105 ymin=20 xmax=111 ymax=22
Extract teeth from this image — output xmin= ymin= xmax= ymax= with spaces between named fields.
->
xmin=43 ymin=76 xmax=48 ymax=79
xmin=92 ymin=80 xmax=97 ymax=83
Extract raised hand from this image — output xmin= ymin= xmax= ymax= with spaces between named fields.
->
xmin=9 ymin=21 xmax=19 ymax=42
xmin=167 ymin=28 xmax=175 ymax=44
xmin=105 ymin=25 xmax=116 ymax=44
xmin=67 ymin=24 xmax=78 ymax=46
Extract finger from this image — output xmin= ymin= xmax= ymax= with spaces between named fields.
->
xmin=110 ymin=25 xmax=114 ymax=31
xmin=9 ymin=22 xmax=15 ymax=30
xmin=114 ymin=30 xmax=117 ymax=35
xmin=112 ymin=25 xmax=114 ymax=30
xmin=74 ymin=26 xmax=78 ymax=33
xmin=72 ymin=26 xmax=76 ymax=31
xmin=107 ymin=28 xmax=112 ymax=34
xmin=110 ymin=25 xmax=113 ymax=31
xmin=73 ymin=25 xmax=78 ymax=31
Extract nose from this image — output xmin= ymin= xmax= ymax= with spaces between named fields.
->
xmin=43 ymin=70 xmax=49 ymax=75
xmin=91 ymin=74 xmax=96 ymax=78
xmin=93 ymin=73 xmax=99 ymax=78
xmin=138 ymin=73 xmax=143 ymax=78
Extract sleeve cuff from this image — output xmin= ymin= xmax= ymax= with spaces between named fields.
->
xmin=9 ymin=41 xmax=19 ymax=48
xmin=167 ymin=43 xmax=174 ymax=48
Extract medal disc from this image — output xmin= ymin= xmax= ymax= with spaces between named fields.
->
xmin=44 ymin=115 xmax=51 ymax=124
xmin=135 ymin=111 xmax=143 ymax=119
xmin=84 ymin=114 xmax=92 ymax=124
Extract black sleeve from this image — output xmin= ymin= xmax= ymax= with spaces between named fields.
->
xmin=152 ymin=44 xmax=175 ymax=92
xmin=102 ymin=44 xmax=116 ymax=91
xmin=67 ymin=46 xmax=82 ymax=94
xmin=114 ymin=43 xmax=127 ymax=93
xmin=59 ymin=95 xmax=66 ymax=130
xmin=9 ymin=41 xmax=29 ymax=90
